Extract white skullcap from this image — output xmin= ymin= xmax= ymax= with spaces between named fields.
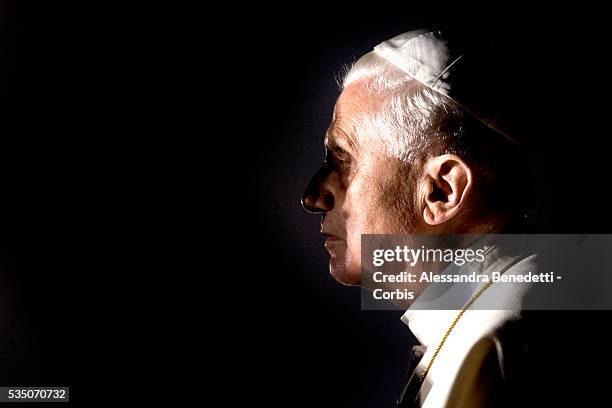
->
xmin=374 ymin=30 xmax=461 ymax=96
xmin=373 ymin=29 xmax=525 ymax=146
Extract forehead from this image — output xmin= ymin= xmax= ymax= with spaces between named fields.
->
xmin=334 ymin=82 xmax=373 ymax=120
xmin=326 ymin=82 xmax=376 ymax=150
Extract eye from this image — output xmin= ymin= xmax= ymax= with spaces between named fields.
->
xmin=332 ymin=146 xmax=351 ymax=168
xmin=332 ymin=144 xmax=350 ymax=160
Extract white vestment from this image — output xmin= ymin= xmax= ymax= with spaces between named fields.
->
xmin=402 ymin=244 xmax=537 ymax=407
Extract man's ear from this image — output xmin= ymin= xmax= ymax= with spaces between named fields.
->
xmin=420 ymin=154 xmax=473 ymax=226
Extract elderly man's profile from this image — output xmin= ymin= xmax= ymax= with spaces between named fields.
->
xmin=300 ymin=29 xmax=604 ymax=407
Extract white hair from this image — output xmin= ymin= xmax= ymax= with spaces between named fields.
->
xmin=341 ymin=51 xmax=465 ymax=163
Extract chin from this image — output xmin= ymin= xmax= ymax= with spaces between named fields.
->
xmin=329 ymin=260 xmax=361 ymax=286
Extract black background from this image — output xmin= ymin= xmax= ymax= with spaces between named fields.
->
xmin=235 ymin=5 xmax=612 ymax=407
xmin=2 ymin=3 xmax=612 ymax=406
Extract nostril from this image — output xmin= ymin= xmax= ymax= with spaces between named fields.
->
xmin=301 ymin=194 xmax=320 ymax=214
xmin=302 ymin=178 xmax=320 ymax=213
xmin=301 ymin=189 xmax=333 ymax=214
xmin=323 ymin=192 xmax=334 ymax=210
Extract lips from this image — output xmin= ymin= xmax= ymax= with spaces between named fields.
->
xmin=321 ymin=230 xmax=343 ymax=240
xmin=321 ymin=221 xmax=345 ymax=250
xmin=322 ymin=232 xmax=345 ymax=253
xmin=324 ymin=237 xmax=343 ymax=253
xmin=324 ymin=235 xmax=342 ymax=243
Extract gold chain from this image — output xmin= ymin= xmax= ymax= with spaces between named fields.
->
xmin=420 ymin=279 xmax=495 ymax=380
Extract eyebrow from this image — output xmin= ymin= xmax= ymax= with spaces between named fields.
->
xmin=325 ymin=129 xmax=357 ymax=153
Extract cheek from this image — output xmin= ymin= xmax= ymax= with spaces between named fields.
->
xmin=344 ymin=158 xmax=415 ymax=236
xmin=345 ymin=177 xmax=392 ymax=234
xmin=336 ymin=176 xmax=377 ymax=278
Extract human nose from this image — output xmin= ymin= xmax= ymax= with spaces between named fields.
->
xmin=301 ymin=162 xmax=335 ymax=214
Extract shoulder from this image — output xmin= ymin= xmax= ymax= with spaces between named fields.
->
xmin=445 ymin=335 xmax=506 ymax=408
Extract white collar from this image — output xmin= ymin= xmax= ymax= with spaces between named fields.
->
xmin=400 ymin=239 xmax=504 ymax=347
